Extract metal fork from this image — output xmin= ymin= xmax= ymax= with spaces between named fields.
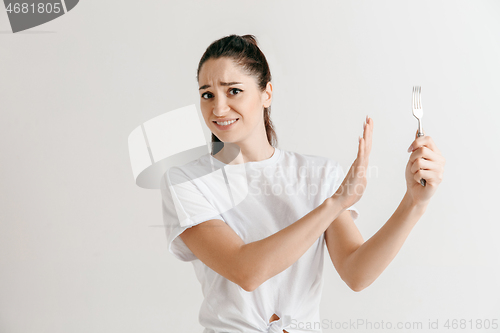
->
xmin=412 ymin=86 xmax=426 ymax=187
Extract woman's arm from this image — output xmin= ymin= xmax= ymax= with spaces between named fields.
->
xmin=180 ymin=196 xmax=346 ymax=292
xmin=326 ymin=193 xmax=426 ymax=292
xmin=328 ymin=130 xmax=445 ymax=292
xmin=180 ymin=116 xmax=373 ymax=292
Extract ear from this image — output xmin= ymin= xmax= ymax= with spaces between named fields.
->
xmin=262 ymin=81 xmax=273 ymax=108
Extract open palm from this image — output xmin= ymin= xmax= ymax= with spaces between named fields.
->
xmin=332 ymin=116 xmax=373 ymax=209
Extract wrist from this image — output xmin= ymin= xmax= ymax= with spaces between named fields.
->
xmin=404 ymin=192 xmax=428 ymax=214
xmin=324 ymin=196 xmax=347 ymax=217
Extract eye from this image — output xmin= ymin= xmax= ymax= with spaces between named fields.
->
xmin=229 ymin=88 xmax=242 ymax=95
xmin=201 ymin=92 xmax=213 ymax=100
xmin=201 ymin=88 xmax=242 ymax=100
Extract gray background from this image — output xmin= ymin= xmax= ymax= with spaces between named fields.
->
xmin=1 ymin=0 xmax=499 ymax=332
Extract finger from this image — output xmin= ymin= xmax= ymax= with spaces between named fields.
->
xmin=358 ymin=135 xmax=364 ymax=160
xmin=410 ymin=146 xmax=445 ymax=164
xmin=412 ymin=167 xmax=444 ymax=186
xmin=358 ymin=116 xmax=373 ymax=162
xmin=418 ymin=136 xmax=441 ymax=155
xmin=358 ymin=117 xmax=367 ymax=158
xmin=361 ymin=117 xmax=372 ymax=159
xmin=410 ymin=157 xmax=438 ymax=174
xmin=364 ymin=117 xmax=373 ymax=154
xmin=413 ymin=169 xmax=438 ymax=186
xmin=364 ymin=117 xmax=372 ymax=139
xmin=409 ymin=135 xmax=442 ymax=155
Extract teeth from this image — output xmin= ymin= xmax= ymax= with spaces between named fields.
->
xmin=216 ymin=119 xmax=237 ymax=126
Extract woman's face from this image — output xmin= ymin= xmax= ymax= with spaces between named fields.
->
xmin=198 ymin=57 xmax=272 ymax=145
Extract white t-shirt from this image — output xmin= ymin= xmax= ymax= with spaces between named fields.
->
xmin=160 ymin=147 xmax=360 ymax=333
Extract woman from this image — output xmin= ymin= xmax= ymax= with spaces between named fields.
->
xmin=160 ymin=34 xmax=445 ymax=333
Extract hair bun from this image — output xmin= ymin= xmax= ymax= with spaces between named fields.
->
xmin=241 ymin=34 xmax=258 ymax=46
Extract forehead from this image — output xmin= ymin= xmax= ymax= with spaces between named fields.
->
xmin=199 ymin=57 xmax=250 ymax=83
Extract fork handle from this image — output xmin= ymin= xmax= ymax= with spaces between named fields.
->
xmin=417 ymin=119 xmax=424 ymax=138
xmin=417 ymin=131 xmax=426 ymax=186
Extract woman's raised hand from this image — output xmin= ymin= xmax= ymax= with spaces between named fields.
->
xmin=332 ymin=116 xmax=373 ymax=210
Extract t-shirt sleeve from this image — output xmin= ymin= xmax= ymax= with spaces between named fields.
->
xmin=160 ymin=166 xmax=225 ymax=262
xmin=327 ymin=161 xmax=360 ymax=222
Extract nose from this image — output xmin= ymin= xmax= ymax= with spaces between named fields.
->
xmin=212 ymin=94 xmax=231 ymax=116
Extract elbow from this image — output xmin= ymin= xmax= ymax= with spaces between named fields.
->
xmin=234 ymin=248 xmax=265 ymax=292
xmin=348 ymin=278 xmax=371 ymax=292
xmin=236 ymin=267 xmax=264 ymax=292
xmin=342 ymin=267 xmax=369 ymax=292
xmin=344 ymin=274 xmax=366 ymax=292
xmin=350 ymin=284 xmax=366 ymax=292
xmin=238 ymin=273 xmax=261 ymax=292
xmin=239 ymin=281 xmax=257 ymax=292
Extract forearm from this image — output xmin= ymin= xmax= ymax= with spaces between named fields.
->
xmin=239 ymin=197 xmax=345 ymax=291
xmin=344 ymin=192 xmax=427 ymax=291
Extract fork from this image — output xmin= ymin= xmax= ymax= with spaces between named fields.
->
xmin=412 ymin=86 xmax=426 ymax=187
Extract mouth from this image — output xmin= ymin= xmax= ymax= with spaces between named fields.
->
xmin=213 ymin=118 xmax=239 ymax=130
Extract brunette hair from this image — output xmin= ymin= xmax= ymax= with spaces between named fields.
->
xmin=196 ymin=34 xmax=278 ymax=155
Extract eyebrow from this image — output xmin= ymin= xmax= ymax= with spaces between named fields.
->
xmin=199 ymin=82 xmax=243 ymax=90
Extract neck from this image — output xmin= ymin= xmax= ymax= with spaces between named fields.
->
xmin=214 ymin=143 xmax=275 ymax=165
